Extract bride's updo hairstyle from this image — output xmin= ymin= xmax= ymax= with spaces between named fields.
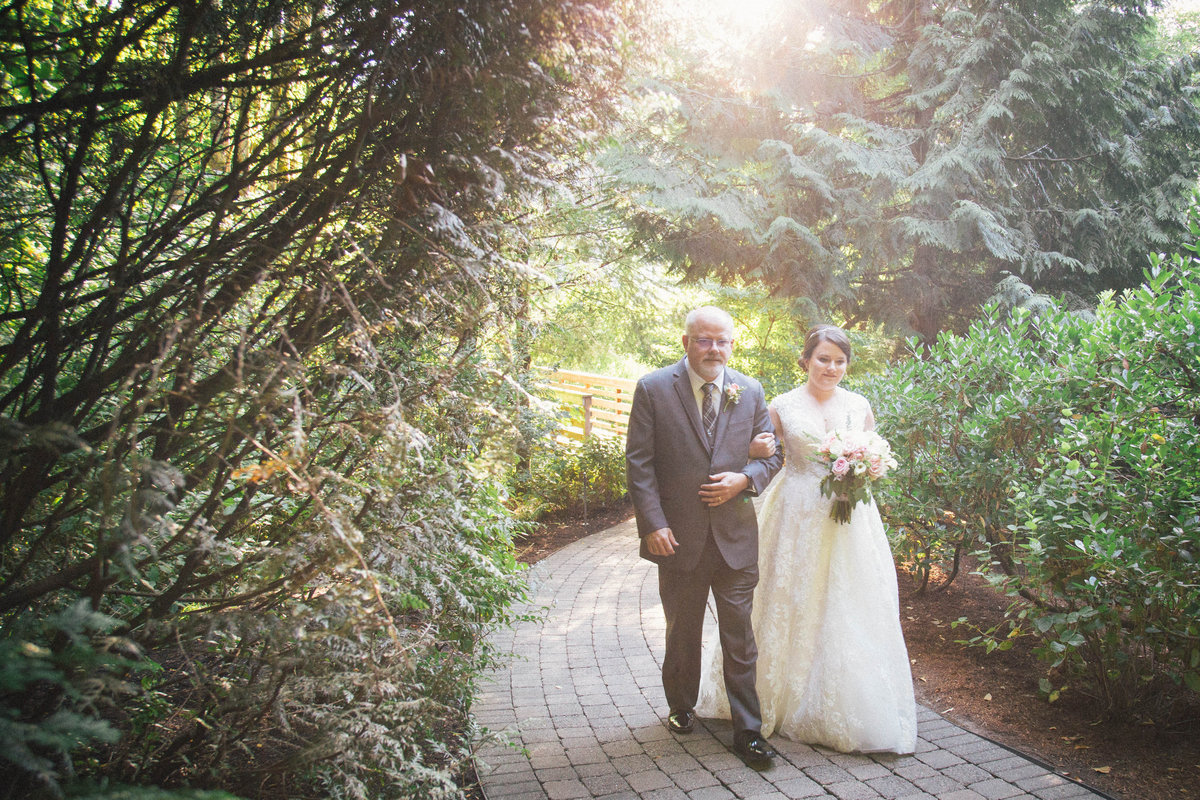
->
xmin=799 ymin=325 xmax=852 ymax=369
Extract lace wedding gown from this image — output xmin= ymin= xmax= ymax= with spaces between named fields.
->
xmin=695 ymin=385 xmax=917 ymax=753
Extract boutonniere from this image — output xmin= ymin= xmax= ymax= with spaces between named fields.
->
xmin=724 ymin=383 xmax=743 ymax=406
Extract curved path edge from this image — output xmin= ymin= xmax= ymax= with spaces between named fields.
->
xmin=475 ymin=520 xmax=1113 ymax=800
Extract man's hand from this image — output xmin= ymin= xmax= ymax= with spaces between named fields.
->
xmin=645 ymin=527 xmax=678 ymax=556
xmin=700 ymin=472 xmax=751 ymax=507
xmin=749 ymin=431 xmax=776 ymax=459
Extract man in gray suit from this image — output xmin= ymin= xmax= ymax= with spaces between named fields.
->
xmin=625 ymin=305 xmax=784 ymax=769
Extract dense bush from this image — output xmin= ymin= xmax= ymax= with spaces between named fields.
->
xmin=511 ymin=432 xmax=627 ymax=521
xmin=863 ymin=306 xmax=1068 ymax=592
xmin=0 ymin=1 xmax=626 ymax=798
xmin=1002 ymin=257 xmax=1200 ymax=717
xmin=864 ymin=213 xmax=1200 ymax=718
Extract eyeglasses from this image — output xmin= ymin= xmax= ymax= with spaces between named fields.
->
xmin=693 ymin=337 xmax=734 ymax=349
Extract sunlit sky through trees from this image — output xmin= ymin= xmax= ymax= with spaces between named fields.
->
xmin=673 ymin=0 xmax=1199 ymax=52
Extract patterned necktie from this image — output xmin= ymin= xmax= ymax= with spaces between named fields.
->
xmin=702 ymin=382 xmax=717 ymax=441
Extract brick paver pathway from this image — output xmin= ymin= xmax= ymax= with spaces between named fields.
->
xmin=475 ymin=520 xmax=1112 ymax=800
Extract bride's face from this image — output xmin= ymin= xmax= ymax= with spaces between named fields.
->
xmin=805 ymin=341 xmax=848 ymax=392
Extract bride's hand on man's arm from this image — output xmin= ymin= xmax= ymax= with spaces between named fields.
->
xmin=749 ymin=431 xmax=777 ymax=459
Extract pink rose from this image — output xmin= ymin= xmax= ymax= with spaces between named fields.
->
xmin=868 ymin=457 xmax=886 ymax=479
xmin=832 ymin=457 xmax=850 ymax=477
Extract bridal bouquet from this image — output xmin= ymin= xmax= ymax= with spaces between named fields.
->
xmin=815 ymin=429 xmax=898 ymax=524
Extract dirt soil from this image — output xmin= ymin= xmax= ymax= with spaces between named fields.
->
xmin=502 ymin=499 xmax=1200 ymax=800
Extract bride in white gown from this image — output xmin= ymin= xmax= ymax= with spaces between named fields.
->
xmin=696 ymin=325 xmax=917 ymax=754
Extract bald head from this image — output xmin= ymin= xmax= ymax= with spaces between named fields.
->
xmin=685 ymin=306 xmax=734 ymax=337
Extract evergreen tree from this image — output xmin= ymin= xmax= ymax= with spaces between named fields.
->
xmin=608 ymin=0 xmax=1200 ymax=340
xmin=0 ymin=0 xmax=629 ymax=795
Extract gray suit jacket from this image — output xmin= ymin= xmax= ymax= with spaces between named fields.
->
xmin=625 ymin=359 xmax=782 ymax=572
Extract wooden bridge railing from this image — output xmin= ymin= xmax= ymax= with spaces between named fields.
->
xmin=535 ymin=367 xmax=637 ymax=443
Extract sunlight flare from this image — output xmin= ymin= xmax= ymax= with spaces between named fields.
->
xmin=664 ymin=0 xmax=792 ymax=53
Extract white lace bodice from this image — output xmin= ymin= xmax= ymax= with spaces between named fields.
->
xmin=773 ymin=386 xmax=872 ymax=479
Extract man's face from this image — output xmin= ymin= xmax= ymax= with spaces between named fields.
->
xmin=683 ymin=314 xmax=734 ymax=382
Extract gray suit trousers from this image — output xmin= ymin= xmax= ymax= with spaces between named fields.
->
xmin=659 ymin=534 xmax=761 ymax=734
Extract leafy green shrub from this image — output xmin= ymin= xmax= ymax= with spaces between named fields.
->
xmin=863 ymin=306 xmax=1068 ymax=591
xmin=864 ymin=225 xmax=1200 ymax=718
xmin=70 ymin=789 xmax=241 ymax=800
xmin=999 ymin=257 xmax=1200 ymax=717
xmin=517 ymin=433 xmax=628 ymax=520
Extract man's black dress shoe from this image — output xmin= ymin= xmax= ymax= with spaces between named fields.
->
xmin=666 ymin=709 xmax=695 ymax=734
xmin=733 ymin=730 xmax=777 ymax=770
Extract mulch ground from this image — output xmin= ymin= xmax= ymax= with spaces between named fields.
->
xmin=484 ymin=498 xmax=1200 ymax=800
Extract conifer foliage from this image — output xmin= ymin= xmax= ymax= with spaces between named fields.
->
xmin=0 ymin=1 xmax=625 ymax=797
xmin=608 ymin=0 xmax=1200 ymax=340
